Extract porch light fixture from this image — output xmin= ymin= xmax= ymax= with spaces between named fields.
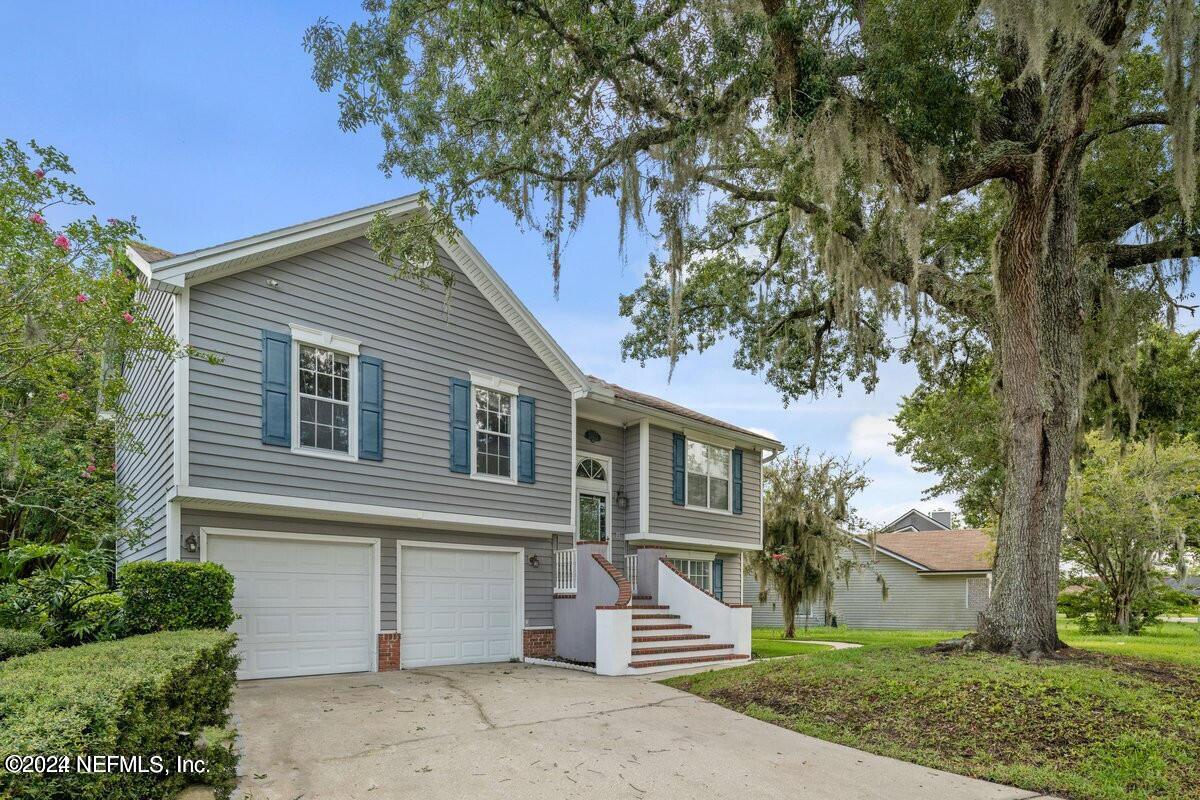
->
xmin=183 ymin=533 xmax=199 ymax=554
xmin=614 ymin=488 xmax=629 ymax=511
xmin=583 ymin=429 xmax=601 ymax=444
xmin=528 ymin=554 xmax=541 ymax=568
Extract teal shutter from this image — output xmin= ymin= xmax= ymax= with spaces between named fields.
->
xmin=359 ymin=356 xmax=383 ymax=461
xmin=713 ymin=559 xmax=724 ymax=601
xmin=671 ymin=432 xmax=686 ymax=505
xmin=261 ymin=330 xmax=291 ymax=447
xmin=449 ymin=378 xmax=471 ymax=473
xmin=732 ymin=448 xmax=744 ymax=514
xmin=517 ymin=395 xmax=536 ymax=484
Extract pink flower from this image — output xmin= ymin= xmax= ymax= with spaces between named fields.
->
xmin=57 ymin=391 xmax=70 ymax=401
xmin=122 ymin=312 xmax=134 ymax=324
xmin=85 ymin=464 xmax=96 ymax=473
xmin=54 ymin=234 xmax=70 ymax=251
xmin=75 ymin=293 xmax=90 ymax=303
xmin=110 ymin=462 xmax=118 ymax=471
xmin=33 ymin=168 xmax=44 ymax=180
xmin=771 ymin=552 xmax=788 ymax=561
xmin=28 ymin=212 xmax=45 ymax=225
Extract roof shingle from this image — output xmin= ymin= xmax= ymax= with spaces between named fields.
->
xmin=869 ymin=529 xmax=993 ymax=572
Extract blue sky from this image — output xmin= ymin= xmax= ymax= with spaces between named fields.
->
xmin=2 ymin=1 xmax=954 ymax=526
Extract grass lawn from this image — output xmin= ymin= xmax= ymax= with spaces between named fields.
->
xmin=668 ymin=623 xmax=1200 ymax=800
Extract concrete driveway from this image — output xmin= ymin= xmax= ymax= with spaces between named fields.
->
xmin=233 ymin=663 xmax=1052 ymax=800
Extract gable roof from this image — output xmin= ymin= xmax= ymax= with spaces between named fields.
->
xmin=587 ymin=375 xmax=783 ymax=448
xmin=881 ymin=508 xmax=951 ymax=533
xmin=124 ymin=196 xmax=590 ymax=396
xmin=854 ymin=529 xmax=993 ymax=573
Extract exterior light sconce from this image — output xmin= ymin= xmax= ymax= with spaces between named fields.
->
xmin=583 ymin=429 xmax=601 ymax=444
xmin=528 ymin=554 xmax=541 ymax=568
xmin=183 ymin=533 xmax=199 ymax=554
xmin=615 ymin=488 xmax=629 ymax=511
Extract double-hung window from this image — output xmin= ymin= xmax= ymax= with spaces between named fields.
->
xmin=473 ymin=386 xmax=514 ymax=479
xmin=288 ymin=325 xmax=361 ymax=461
xmin=675 ymin=559 xmax=713 ymax=593
xmin=686 ymin=441 xmax=731 ymax=511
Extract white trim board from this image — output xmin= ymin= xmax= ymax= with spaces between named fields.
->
xmin=173 ymin=485 xmax=570 ymax=536
xmin=625 ymin=531 xmax=761 ymax=552
xmin=198 ymin=526 xmax=383 ymax=674
xmin=395 ymin=539 xmax=525 ymax=665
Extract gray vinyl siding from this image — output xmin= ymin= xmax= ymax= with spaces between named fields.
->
xmin=180 ymin=509 xmax=554 ymax=628
xmin=830 ymin=540 xmax=986 ymax=631
xmin=116 ymin=285 xmax=174 ymax=563
xmin=624 ymin=424 xmax=641 ymax=533
xmin=186 ymin=237 xmax=572 ymax=526
xmin=646 ymin=424 xmax=761 ymax=547
xmin=576 ymin=419 xmax=627 ymax=564
xmin=744 ymin=569 xmax=825 ymax=629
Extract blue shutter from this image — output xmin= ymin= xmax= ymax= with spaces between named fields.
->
xmin=359 ymin=356 xmax=384 ymax=461
xmin=449 ymin=378 xmax=471 ymax=473
xmin=671 ymin=432 xmax=686 ymax=506
xmin=517 ymin=395 xmax=536 ymax=484
xmin=261 ymin=330 xmax=291 ymax=447
xmin=713 ymin=559 xmax=724 ymax=601
xmin=732 ymin=448 xmax=744 ymax=514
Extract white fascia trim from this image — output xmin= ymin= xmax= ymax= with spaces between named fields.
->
xmin=173 ymin=288 xmax=190 ymax=486
xmin=599 ymin=394 xmax=782 ymax=451
xmin=468 ymin=370 xmax=521 ymax=395
xmin=175 ymin=485 xmax=570 ymax=535
xmin=849 ymin=535 xmax=930 ymax=571
xmin=127 ymin=246 xmax=181 ymax=294
xmin=289 ymin=323 xmax=361 ymax=355
xmin=152 ymin=196 xmax=425 ymax=284
xmin=570 ymin=398 xmax=578 ymax=534
xmin=625 ymin=531 xmax=761 ymax=552
xmin=395 ymin=540 xmax=525 ymax=659
xmin=638 ymin=420 xmax=650 ymax=533
xmin=200 ymin=527 xmax=383 ymax=667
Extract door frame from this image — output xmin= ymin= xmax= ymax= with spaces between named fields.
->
xmin=395 ymin=540 xmax=526 ymax=667
xmin=199 ymin=526 xmax=383 ymax=675
xmin=575 ymin=451 xmax=612 ymax=558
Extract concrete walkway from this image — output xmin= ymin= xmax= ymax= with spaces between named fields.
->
xmin=233 ymin=663 xmax=1053 ymax=800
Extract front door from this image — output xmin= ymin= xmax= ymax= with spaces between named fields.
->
xmin=575 ymin=454 xmax=611 ymax=552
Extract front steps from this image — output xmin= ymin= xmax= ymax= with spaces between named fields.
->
xmin=623 ymin=600 xmax=749 ymax=671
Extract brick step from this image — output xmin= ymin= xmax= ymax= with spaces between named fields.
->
xmin=628 ymin=653 xmax=750 ymax=669
xmin=630 ymin=604 xmax=670 ymax=610
xmin=632 ymin=595 xmax=652 ymax=601
xmin=632 ymin=623 xmax=692 ymax=632
xmin=632 ymin=613 xmax=680 ymax=620
xmin=631 ymin=642 xmax=735 ymax=656
xmin=632 ymin=633 xmax=710 ymax=643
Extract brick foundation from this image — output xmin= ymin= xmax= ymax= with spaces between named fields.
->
xmin=377 ymin=632 xmax=401 ymax=671
xmin=523 ymin=628 xmax=556 ymax=658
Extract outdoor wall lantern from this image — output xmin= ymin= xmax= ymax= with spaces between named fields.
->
xmin=183 ymin=533 xmax=199 ymax=554
xmin=583 ymin=429 xmax=601 ymax=444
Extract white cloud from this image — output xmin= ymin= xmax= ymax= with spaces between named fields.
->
xmin=847 ymin=413 xmax=905 ymax=465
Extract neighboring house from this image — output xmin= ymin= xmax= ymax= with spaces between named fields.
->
xmin=743 ymin=508 xmax=993 ymax=631
xmin=117 ymin=196 xmax=781 ymax=679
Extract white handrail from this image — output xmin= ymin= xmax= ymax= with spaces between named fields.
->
xmin=625 ymin=554 xmax=638 ymax=595
xmin=555 ymin=548 xmax=577 ymax=593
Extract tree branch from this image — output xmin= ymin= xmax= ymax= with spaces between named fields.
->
xmin=1107 ymin=233 xmax=1200 ymax=271
xmin=1077 ymin=111 xmax=1170 ymax=150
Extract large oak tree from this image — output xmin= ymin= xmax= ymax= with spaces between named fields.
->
xmin=307 ymin=0 xmax=1200 ymax=656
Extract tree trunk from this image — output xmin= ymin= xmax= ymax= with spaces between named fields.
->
xmin=781 ymin=592 xmax=798 ymax=639
xmin=977 ymin=160 xmax=1085 ymax=658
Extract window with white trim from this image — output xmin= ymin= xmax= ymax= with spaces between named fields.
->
xmin=675 ymin=559 xmax=712 ymax=593
xmin=297 ymin=344 xmax=352 ymax=454
xmin=686 ymin=441 xmax=731 ymax=511
xmin=473 ymin=386 xmax=513 ymax=478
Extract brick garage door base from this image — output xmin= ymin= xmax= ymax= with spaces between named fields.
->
xmin=379 ymin=629 xmax=556 ymax=669
xmin=523 ymin=628 xmax=555 ymax=658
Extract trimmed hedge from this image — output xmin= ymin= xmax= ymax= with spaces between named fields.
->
xmin=0 ymin=629 xmax=44 ymax=662
xmin=119 ymin=561 xmax=235 ymax=634
xmin=0 ymin=630 xmax=239 ymax=800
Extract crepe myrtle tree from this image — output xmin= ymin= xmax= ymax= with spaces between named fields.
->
xmin=307 ymin=0 xmax=1200 ymax=656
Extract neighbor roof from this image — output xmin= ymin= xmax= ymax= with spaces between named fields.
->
xmin=587 ymin=375 xmax=783 ymax=448
xmin=863 ymin=530 xmax=993 ymax=573
xmin=127 ymin=242 xmax=175 ymax=263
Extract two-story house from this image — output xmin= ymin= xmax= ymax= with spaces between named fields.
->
xmin=118 ymin=196 xmax=782 ymax=679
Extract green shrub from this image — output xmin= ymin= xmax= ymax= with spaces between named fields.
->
xmin=1058 ymin=579 xmax=1191 ymax=634
xmin=0 ymin=630 xmax=239 ymax=800
xmin=119 ymin=561 xmax=235 ymax=634
xmin=75 ymin=592 xmax=127 ymax=641
xmin=0 ymin=629 xmax=44 ymax=662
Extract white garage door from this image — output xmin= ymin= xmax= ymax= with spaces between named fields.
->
xmin=400 ymin=546 xmax=518 ymax=668
xmin=207 ymin=534 xmax=375 ymax=680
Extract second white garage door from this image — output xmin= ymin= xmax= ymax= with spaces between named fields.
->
xmin=399 ymin=546 xmax=519 ymax=668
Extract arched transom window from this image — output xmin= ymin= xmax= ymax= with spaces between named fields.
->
xmin=576 ymin=458 xmax=607 ymax=481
